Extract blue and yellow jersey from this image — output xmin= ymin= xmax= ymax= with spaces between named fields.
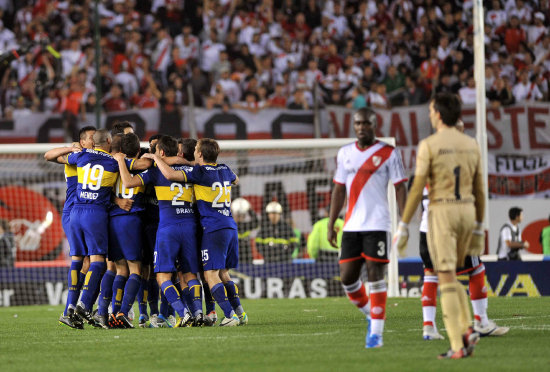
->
xmin=62 ymin=164 xmax=78 ymax=214
xmin=66 ymin=148 xmax=119 ymax=209
xmin=110 ymin=158 xmax=146 ymax=217
xmin=181 ymin=163 xmax=237 ymax=233
xmin=137 ymin=164 xmax=195 ymax=226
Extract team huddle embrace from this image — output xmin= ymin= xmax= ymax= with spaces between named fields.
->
xmin=46 ymin=122 xmax=247 ymax=329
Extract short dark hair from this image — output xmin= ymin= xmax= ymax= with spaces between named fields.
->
xmin=121 ymin=133 xmax=141 ymax=158
xmin=111 ymin=133 xmax=123 ymax=153
xmin=79 ymin=126 xmax=96 ymax=140
xmin=197 ymin=138 xmax=220 ymax=163
xmin=180 ymin=138 xmax=197 ymax=161
xmin=509 ymin=207 xmax=523 ymax=220
xmin=111 ymin=121 xmax=133 ymax=136
xmin=149 ymin=134 xmax=162 ymax=143
xmin=355 ymin=107 xmax=377 ymax=126
xmin=156 ymin=135 xmax=178 ymax=157
xmin=432 ymin=92 xmax=461 ymax=126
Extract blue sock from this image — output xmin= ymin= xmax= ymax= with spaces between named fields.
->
xmin=137 ymin=277 xmax=149 ymax=317
xmin=160 ymin=292 xmax=170 ymax=317
xmin=111 ymin=275 xmax=127 ymax=315
xmin=120 ymin=273 xmax=141 ymax=315
xmin=97 ymin=270 xmax=115 ymax=316
xmin=64 ymin=260 xmax=83 ymax=316
xmin=80 ymin=261 xmax=106 ymax=311
xmin=224 ymin=281 xmax=244 ymax=316
xmin=77 ymin=271 xmax=86 ymax=290
xmin=148 ymin=278 xmax=159 ymax=315
xmin=188 ymin=279 xmax=203 ymax=317
xmin=181 ymin=286 xmax=193 ymax=313
xmin=203 ymin=282 xmax=216 ymax=314
xmin=211 ymin=283 xmax=234 ymax=318
xmin=160 ymin=281 xmax=187 ymax=318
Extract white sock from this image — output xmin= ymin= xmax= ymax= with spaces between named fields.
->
xmin=422 ymin=306 xmax=437 ymax=330
xmin=471 ymin=298 xmax=489 ymax=326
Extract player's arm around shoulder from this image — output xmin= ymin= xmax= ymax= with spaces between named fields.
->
xmin=44 ymin=146 xmax=81 ymax=164
xmin=143 ymin=153 xmax=186 ymax=182
xmin=131 ymin=156 xmax=153 ymax=171
xmin=114 ymin=152 xmax=143 ymax=188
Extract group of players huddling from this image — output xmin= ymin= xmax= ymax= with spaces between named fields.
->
xmin=46 ymin=121 xmax=247 ymax=329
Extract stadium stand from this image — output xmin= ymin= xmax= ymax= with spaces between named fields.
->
xmin=0 ymin=0 xmax=548 ymax=121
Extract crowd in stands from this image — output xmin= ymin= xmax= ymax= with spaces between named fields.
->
xmin=0 ymin=0 xmax=549 ymax=121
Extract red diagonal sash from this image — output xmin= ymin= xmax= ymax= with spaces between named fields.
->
xmin=345 ymin=144 xmax=394 ymax=224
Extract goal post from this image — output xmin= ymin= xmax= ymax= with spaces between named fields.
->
xmin=0 ymin=137 xmax=401 ymax=306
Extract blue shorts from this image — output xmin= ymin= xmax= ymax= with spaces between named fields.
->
xmin=142 ymin=222 xmax=158 ymax=266
xmin=154 ymin=221 xmax=199 ymax=274
xmin=201 ymin=228 xmax=239 ymax=271
xmin=62 ymin=211 xmax=78 ymax=257
xmin=109 ymin=213 xmax=142 ymax=262
xmin=69 ymin=205 xmax=109 ymax=256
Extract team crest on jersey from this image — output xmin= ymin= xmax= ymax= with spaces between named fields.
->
xmin=372 ymin=156 xmax=381 ymax=167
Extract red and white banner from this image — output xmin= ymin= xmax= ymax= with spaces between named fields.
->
xmin=0 ymin=104 xmax=549 ymax=197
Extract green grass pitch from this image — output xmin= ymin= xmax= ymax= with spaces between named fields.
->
xmin=0 ymin=297 xmax=548 ymax=372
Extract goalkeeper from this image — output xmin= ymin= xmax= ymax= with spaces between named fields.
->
xmin=394 ymin=93 xmax=485 ymax=359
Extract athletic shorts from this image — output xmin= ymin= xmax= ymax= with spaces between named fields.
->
xmin=201 ymin=228 xmax=239 ymax=271
xmin=420 ymin=232 xmax=483 ymax=274
xmin=154 ymin=221 xmax=199 ymax=274
xmin=108 ymin=213 xmax=142 ymax=262
xmin=69 ymin=205 xmax=108 ymax=256
xmin=339 ymin=231 xmax=390 ymax=264
xmin=141 ymin=222 xmax=158 ymax=266
xmin=427 ymin=203 xmax=476 ymax=272
xmin=62 ymin=211 xmax=78 ymax=257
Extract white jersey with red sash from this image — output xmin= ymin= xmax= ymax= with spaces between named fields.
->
xmin=333 ymin=140 xmax=407 ymax=232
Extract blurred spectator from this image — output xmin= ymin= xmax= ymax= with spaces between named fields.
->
xmin=403 ymin=74 xmax=427 ymax=106
xmin=368 ymin=82 xmax=391 ymax=109
xmin=513 ymin=69 xmax=543 ymax=102
xmin=383 ymin=65 xmax=406 ymax=106
xmin=267 ymin=83 xmax=287 ymax=108
xmin=346 ymin=86 xmax=367 ymax=109
xmin=287 ymin=88 xmax=309 ymax=109
xmin=496 ymin=15 xmax=526 ymax=54
xmin=459 ymin=76 xmax=478 ymax=105
xmin=231 ymin=197 xmax=259 ymax=264
xmin=307 ymin=209 xmax=343 ymax=261
xmin=103 ymin=84 xmax=128 ymax=112
xmin=255 ymin=202 xmax=297 ymax=263
xmin=487 ymin=76 xmax=515 ymax=107
xmin=540 ymin=215 xmax=550 ymax=256
xmin=159 ymin=86 xmax=182 ymax=138
xmin=0 ymin=219 xmax=15 ymax=267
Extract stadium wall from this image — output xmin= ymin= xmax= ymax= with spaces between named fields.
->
xmin=0 ymin=260 xmax=549 ymax=306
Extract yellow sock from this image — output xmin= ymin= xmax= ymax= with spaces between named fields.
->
xmin=456 ymin=283 xmax=472 ymax=333
xmin=440 ymin=282 xmax=465 ymax=351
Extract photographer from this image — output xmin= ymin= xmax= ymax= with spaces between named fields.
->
xmin=497 ymin=207 xmax=529 ymax=261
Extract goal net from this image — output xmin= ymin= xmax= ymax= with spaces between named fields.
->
xmin=0 ymin=139 xmax=399 ymax=307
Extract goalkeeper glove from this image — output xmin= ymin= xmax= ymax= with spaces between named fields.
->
xmin=469 ymin=222 xmax=485 ymax=256
xmin=392 ymin=221 xmax=409 ymax=256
